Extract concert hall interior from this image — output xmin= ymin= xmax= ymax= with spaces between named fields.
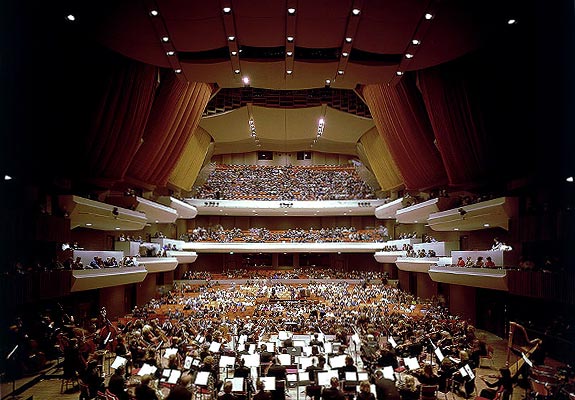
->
xmin=1 ymin=1 xmax=574 ymax=400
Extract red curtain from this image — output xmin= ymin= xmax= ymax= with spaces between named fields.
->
xmin=84 ymin=57 xmax=158 ymax=184
xmin=362 ymin=76 xmax=448 ymax=191
xmin=127 ymin=72 xmax=212 ymax=187
xmin=417 ymin=60 xmax=490 ymax=188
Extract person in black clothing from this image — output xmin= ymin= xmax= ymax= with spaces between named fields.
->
xmin=372 ymin=370 xmax=400 ymax=400
xmin=135 ymin=374 xmax=159 ymax=400
xmin=82 ymin=359 xmax=105 ymax=399
xmin=267 ymin=357 xmax=287 ymax=400
xmin=339 ymin=356 xmax=358 ymax=399
xmin=398 ymin=375 xmax=419 ymax=400
xmin=219 ymin=380 xmax=238 ymax=400
xmin=321 ymin=377 xmax=345 ymax=400
xmin=253 ymin=380 xmax=272 ymax=400
xmin=376 ymin=344 xmax=399 ymax=370
xmin=305 ymin=357 xmax=323 ymax=400
xmin=234 ymin=358 xmax=251 ymax=378
xmin=165 ymin=375 xmax=192 ymax=400
xmin=480 ymin=367 xmax=515 ymax=400
xmin=310 ymin=333 xmax=324 ymax=349
xmin=108 ymin=365 xmax=129 ymax=400
xmin=260 ymin=344 xmax=275 ymax=364
xmin=413 ymin=364 xmax=440 ymax=386
xmin=356 ymin=381 xmax=376 ymax=400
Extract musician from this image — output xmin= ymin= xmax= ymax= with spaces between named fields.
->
xmin=165 ymin=374 xmax=193 ymax=400
xmin=356 ymin=380 xmax=376 ymax=400
xmin=234 ymin=358 xmax=251 ymax=378
xmin=259 ymin=343 xmax=275 ymax=364
xmin=200 ymin=355 xmax=222 ymax=392
xmin=108 ymin=364 xmax=129 ymax=400
xmin=310 ymin=333 xmax=324 ymax=349
xmin=480 ymin=367 xmax=514 ymax=400
xmin=437 ymin=358 xmax=456 ymax=394
xmin=135 ymin=374 xmax=160 ymax=400
xmin=412 ymin=364 xmax=439 ymax=386
xmin=253 ymin=380 xmax=272 ymax=400
xmin=266 ymin=357 xmax=287 ymax=381
xmin=219 ymin=380 xmax=238 ymax=400
xmin=376 ymin=343 xmax=398 ymax=370
xmin=321 ymin=377 xmax=345 ymax=400
xmin=452 ymin=350 xmax=476 ymax=398
xmin=372 ymin=370 xmax=400 ymax=400
xmin=398 ymin=375 xmax=419 ymax=400
xmin=305 ymin=357 xmax=323 ymax=400
xmin=81 ymin=359 xmax=105 ymax=398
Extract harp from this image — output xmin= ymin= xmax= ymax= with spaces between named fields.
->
xmin=506 ymin=321 xmax=542 ymax=377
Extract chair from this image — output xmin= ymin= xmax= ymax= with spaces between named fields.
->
xmin=420 ymin=384 xmax=439 ymax=400
xmin=105 ymin=389 xmax=120 ymax=400
xmin=529 ymin=377 xmax=557 ymax=400
xmin=79 ymin=379 xmax=93 ymax=400
xmin=195 ymin=385 xmax=215 ymax=400
xmin=479 ymin=346 xmax=494 ymax=369
xmin=60 ymin=375 xmax=78 ymax=393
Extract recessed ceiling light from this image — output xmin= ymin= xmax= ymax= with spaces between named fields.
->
xmin=414 ymin=220 xmax=418 ymax=223
xmin=234 ymin=69 xmax=240 ymax=74
xmin=223 ymin=7 xmax=231 ymax=13
xmin=242 ymin=76 xmax=250 ymax=85
xmin=396 ymin=71 xmax=404 ymax=76
xmin=567 ymin=176 xmax=574 ymax=182
xmin=66 ymin=14 xmax=76 ymax=21
xmin=231 ymin=51 xmax=237 ymax=56
xmin=342 ymin=52 xmax=349 ymax=57
xmin=287 ymin=36 xmax=294 ymax=42
xmin=228 ymin=36 xmax=235 ymax=41
xmin=507 ymin=19 xmax=517 ymax=25
xmin=174 ymin=69 xmax=182 ymax=74
xmin=286 ymin=51 xmax=293 ymax=56
xmin=325 ymin=79 xmax=331 ymax=85
xmin=155 ymin=220 xmax=159 ymax=223
xmin=166 ymin=51 xmax=175 ymax=56
xmin=412 ymin=39 xmax=421 ymax=45
xmin=115 ymin=227 xmax=121 ymax=230
xmin=4 ymin=175 xmax=12 ymax=181
xmin=286 ymin=70 xmax=293 ymax=74
xmin=454 ymin=228 xmax=459 ymax=231
xmin=288 ymin=7 xmax=296 ymax=14
xmin=230 ymin=251 xmax=234 ymax=255
xmin=85 ymin=223 xmax=92 ymax=226
xmin=338 ymin=70 xmax=344 ymax=75
xmin=425 ymin=13 xmax=433 ymax=20
xmin=352 ymin=8 xmax=361 ymax=15
xmin=345 ymin=37 xmax=353 ymax=43
xmin=162 ymin=36 xmax=169 ymax=42
xmin=405 ymin=53 xmax=414 ymax=59
xmin=150 ymin=10 xmax=159 ymax=16
xmin=484 ymin=223 xmax=490 ymax=227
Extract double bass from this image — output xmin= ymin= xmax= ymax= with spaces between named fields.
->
xmin=98 ymin=307 xmax=118 ymax=352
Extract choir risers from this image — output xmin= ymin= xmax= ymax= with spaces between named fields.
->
xmin=166 ymin=251 xmax=198 ymax=264
xmin=374 ymin=251 xmax=406 ymax=263
xmin=374 ymin=198 xmax=404 ymax=219
xmin=157 ymin=196 xmax=198 ymax=219
xmin=412 ymin=241 xmax=459 ymax=256
xmin=138 ymin=257 xmax=179 ymax=273
xmin=71 ymin=266 xmax=147 ymax=292
xmin=427 ymin=197 xmax=518 ymax=231
xmin=58 ymin=195 xmax=147 ymax=231
xmin=395 ymin=257 xmax=439 ymax=273
xmin=428 ymin=265 xmax=509 ymax=291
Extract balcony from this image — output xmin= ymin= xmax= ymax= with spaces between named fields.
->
xmin=151 ymin=238 xmax=186 ymax=251
xmin=157 ymin=196 xmax=198 ymax=219
xmin=427 ymin=197 xmax=518 ymax=231
xmin=71 ymin=266 xmax=147 ymax=292
xmin=106 ymin=195 xmax=178 ymax=224
xmin=428 ymin=265 xmax=508 ymax=291
xmin=166 ymin=251 xmax=198 ymax=264
xmin=137 ymin=257 xmax=179 ymax=273
xmin=450 ymin=250 xmax=518 ymax=268
xmin=374 ymin=251 xmax=406 ymax=263
xmin=412 ymin=241 xmax=459 ymax=256
xmin=395 ymin=198 xmax=441 ymax=224
xmin=58 ymin=195 xmax=147 ymax=231
xmin=374 ymin=198 xmax=404 ymax=219
xmin=395 ymin=257 xmax=439 ymax=273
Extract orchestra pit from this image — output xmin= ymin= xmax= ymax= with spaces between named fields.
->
xmin=1 ymin=1 xmax=574 ymax=400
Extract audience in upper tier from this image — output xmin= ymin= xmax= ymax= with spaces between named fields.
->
xmin=192 ymin=164 xmax=378 ymax=201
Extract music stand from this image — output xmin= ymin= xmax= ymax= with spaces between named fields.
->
xmin=6 ymin=345 xmax=18 ymax=398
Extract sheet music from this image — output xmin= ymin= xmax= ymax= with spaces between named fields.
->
xmin=345 ymin=372 xmax=358 ymax=381
xmin=162 ymin=369 xmax=171 ymax=378
xmin=388 ymin=336 xmax=397 ymax=348
xmin=168 ymin=370 xmax=181 ymax=384
xmin=241 ymin=353 xmax=260 ymax=367
xmin=329 ymin=355 xmax=346 ymax=369
xmin=459 ymin=366 xmax=468 ymax=377
xmin=184 ymin=356 xmax=193 ymax=370
xmin=324 ymin=342 xmax=333 ymax=354
xmin=434 ymin=348 xmax=444 ymax=362
xmin=209 ymin=342 xmax=221 ymax=353
xmin=195 ymin=371 xmax=211 ymax=386
xmin=298 ymin=356 xmax=313 ymax=370
xmin=111 ymin=356 xmax=127 ymax=369
xmin=248 ymin=344 xmax=257 ymax=354
xmin=464 ymin=364 xmax=475 ymax=379
xmin=382 ymin=366 xmax=395 ymax=381
xmin=138 ymin=363 xmax=157 ymax=376
xmin=403 ymin=357 xmax=420 ymax=371
xmin=260 ymin=377 xmax=276 ymax=391
xmin=298 ymin=372 xmax=311 ymax=383
xmin=287 ymin=373 xmax=298 ymax=382
xmin=358 ymin=372 xmax=369 ymax=381
xmin=521 ymin=352 xmax=533 ymax=367
xmin=229 ymin=377 xmax=244 ymax=392
xmin=163 ymin=348 xmax=178 ymax=359
xmin=219 ymin=355 xmax=236 ymax=368
xmin=317 ymin=370 xmax=338 ymax=386
xmin=278 ymin=354 xmax=291 ymax=366
xmin=278 ymin=331 xmax=291 ymax=341
xmin=239 ymin=334 xmax=248 ymax=344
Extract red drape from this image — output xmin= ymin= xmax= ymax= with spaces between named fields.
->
xmin=127 ymin=72 xmax=212 ymax=187
xmin=417 ymin=61 xmax=490 ymax=188
xmin=362 ymin=76 xmax=448 ymax=191
xmin=84 ymin=57 xmax=158 ymax=184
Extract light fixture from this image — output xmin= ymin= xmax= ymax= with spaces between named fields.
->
xmin=286 ymin=70 xmax=293 ymax=74
xmin=115 ymin=227 xmax=121 ymax=230
xmin=287 ymin=36 xmax=294 ymax=42
xmin=342 ymin=52 xmax=349 ymax=57
xmin=162 ymin=36 xmax=169 ymax=42
xmin=166 ymin=51 xmax=175 ymax=56
xmin=228 ymin=35 xmax=235 ymax=41
xmin=175 ymin=69 xmax=182 ymax=74
xmin=412 ymin=39 xmax=421 ymax=45
xmin=425 ymin=13 xmax=433 ymax=20
xmin=231 ymin=51 xmax=237 ymax=56
xmin=567 ymin=176 xmax=574 ymax=182
xmin=4 ymin=175 xmax=12 ymax=181
xmin=223 ymin=7 xmax=232 ymax=13
xmin=345 ymin=37 xmax=353 ymax=43
xmin=234 ymin=69 xmax=240 ymax=74
xmin=484 ymin=223 xmax=490 ymax=227
xmin=405 ymin=53 xmax=414 ymax=59
xmin=242 ymin=76 xmax=250 ymax=86
xmin=453 ymin=228 xmax=459 ymax=231
xmin=414 ymin=220 xmax=418 ymax=223
xmin=396 ymin=71 xmax=404 ymax=76
xmin=352 ymin=8 xmax=361 ymax=15
xmin=230 ymin=251 xmax=234 ymax=255
xmin=150 ymin=10 xmax=159 ymax=16
xmin=286 ymin=51 xmax=293 ymax=56
xmin=507 ymin=19 xmax=517 ymax=25
xmin=338 ymin=70 xmax=344 ymax=75
xmin=85 ymin=223 xmax=92 ymax=227
xmin=66 ymin=14 xmax=76 ymax=21
xmin=325 ymin=79 xmax=331 ymax=85
xmin=288 ymin=7 xmax=296 ymax=14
